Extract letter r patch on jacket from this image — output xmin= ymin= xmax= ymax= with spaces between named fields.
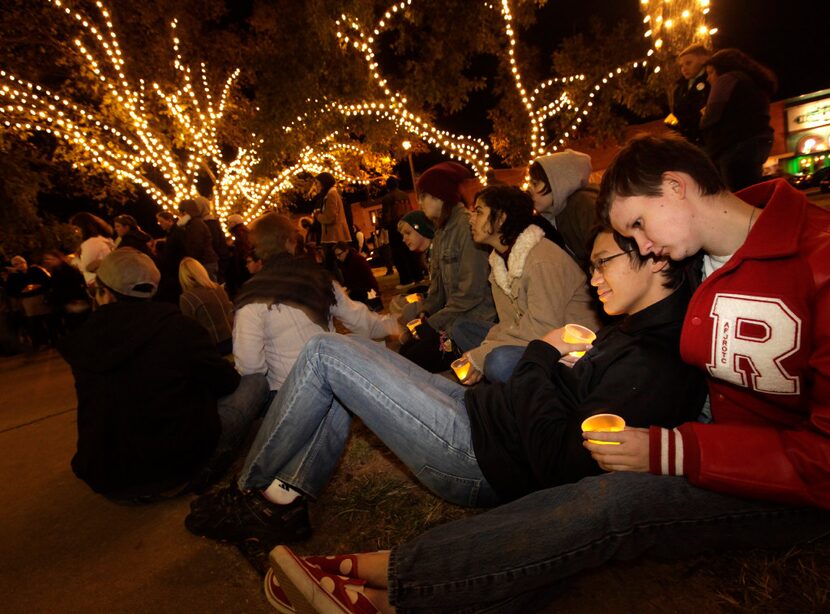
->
xmin=706 ymin=294 xmax=801 ymax=395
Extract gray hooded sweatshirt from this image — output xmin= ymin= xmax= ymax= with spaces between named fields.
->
xmin=534 ymin=150 xmax=598 ymax=266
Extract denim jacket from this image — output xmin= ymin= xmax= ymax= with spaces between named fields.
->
xmin=421 ymin=204 xmax=496 ymax=332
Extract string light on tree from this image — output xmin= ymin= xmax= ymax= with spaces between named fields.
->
xmin=639 ymin=0 xmax=716 ymax=57
xmin=0 ymin=0 xmax=275 ymax=227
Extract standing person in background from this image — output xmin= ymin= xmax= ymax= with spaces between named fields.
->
xmin=177 ymin=199 xmax=219 ymax=281
xmin=6 ymin=255 xmax=52 ymax=350
xmin=113 ymin=214 xmax=152 ymax=256
xmin=225 ymin=214 xmax=253 ymax=299
xmin=668 ymin=43 xmax=711 ymax=145
xmin=527 ymin=150 xmax=598 ymax=268
xmin=179 ymin=257 xmax=234 ymax=357
xmin=194 ymin=196 xmax=231 ymax=284
xmin=42 ymin=249 xmax=91 ymax=334
xmin=69 ymin=212 xmax=116 ymax=288
xmin=701 ymin=48 xmax=777 ymax=191
xmin=154 ymin=211 xmax=186 ymax=304
xmin=399 ymin=161 xmax=496 ymax=373
xmin=312 ymin=172 xmax=351 ymax=280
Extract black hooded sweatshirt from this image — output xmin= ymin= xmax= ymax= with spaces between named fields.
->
xmin=60 ymin=301 xmax=239 ymax=496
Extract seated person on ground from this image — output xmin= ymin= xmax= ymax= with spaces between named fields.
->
xmin=59 ymin=248 xmax=268 ymax=501
xmin=451 ymin=185 xmax=600 ymax=384
xmin=527 ymin=149 xmax=598 ymax=267
xmin=232 ymin=213 xmax=401 ymax=394
xmin=333 ymin=241 xmax=382 ymax=310
xmin=178 ymin=257 xmax=234 ymax=356
xmin=398 ymin=161 xmax=496 ymax=372
xmin=184 ymin=226 xmax=705 ymax=546
xmin=267 ymin=133 xmax=830 ymax=614
xmin=387 ymin=210 xmax=434 ymax=316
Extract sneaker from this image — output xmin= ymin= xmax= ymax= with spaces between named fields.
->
xmin=270 ymin=546 xmax=378 ymax=614
xmin=264 ymin=568 xmax=296 ymax=613
xmin=185 ymin=482 xmax=311 ymax=545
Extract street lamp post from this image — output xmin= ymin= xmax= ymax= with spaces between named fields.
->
xmin=402 ymin=140 xmax=417 ymax=196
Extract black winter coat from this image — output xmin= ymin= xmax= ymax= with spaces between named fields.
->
xmin=465 ymin=281 xmax=706 ymax=502
xmin=60 ymin=301 xmax=240 ymax=496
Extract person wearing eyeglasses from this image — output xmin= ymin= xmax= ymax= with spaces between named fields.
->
xmin=185 ymin=226 xmax=706 ymax=553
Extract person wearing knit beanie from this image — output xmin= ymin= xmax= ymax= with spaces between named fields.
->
xmin=399 ymin=210 xmax=435 ymax=240
xmin=415 ymin=161 xmax=474 ymax=228
xmin=399 ymin=161 xmax=496 ymax=372
xmin=528 ymin=149 xmax=599 ymax=267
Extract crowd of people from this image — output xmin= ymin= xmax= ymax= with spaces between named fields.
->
xmin=3 ymin=45 xmax=829 ymax=613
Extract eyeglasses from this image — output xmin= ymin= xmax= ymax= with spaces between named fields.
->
xmin=588 ymin=250 xmax=634 ymax=276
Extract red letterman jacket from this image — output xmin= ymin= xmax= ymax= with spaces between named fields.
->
xmin=649 ymin=179 xmax=830 ymax=508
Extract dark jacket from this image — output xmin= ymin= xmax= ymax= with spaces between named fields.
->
xmin=671 ymin=71 xmax=710 ymax=145
xmin=339 ymin=250 xmax=380 ymax=296
xmin=181 ymin=218 xmax=218 ymax=266
xmin=465 ymin=280 xmax=706 ymax=502
xmin=60 ymin=301 xmax=240 ymax=496
xmin=154 ymin=224 xmax=186 ymax=304
xmin=118 ymin=228 xmax=152 ymax=255
xmin=701 ymin=70 xmax=773 ymax=159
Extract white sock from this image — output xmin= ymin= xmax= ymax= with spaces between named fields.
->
xmin=262 ymin=479 xmax=301 ymax=505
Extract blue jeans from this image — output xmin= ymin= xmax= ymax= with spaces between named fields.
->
xmin=212 ymin=373 xmax=270 ymax=459
xmin=239 ymin=333 xmax=499 ymax=507
xmin=450 ymin=317 xmax=496 ymax=353
xmin=388 ymin=472 xmax=830 ymax=613
xmin=483 ymin=345 xmax=525 ymax=384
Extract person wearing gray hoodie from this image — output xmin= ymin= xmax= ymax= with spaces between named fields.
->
xmin=528 ymin=149 xmax=598 ymax=268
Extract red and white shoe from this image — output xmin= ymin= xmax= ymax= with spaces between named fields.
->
xmin=270 ymin=546 xmax=379 ymax=614
xmin=264 ymin=568 xmax=296 ymax=613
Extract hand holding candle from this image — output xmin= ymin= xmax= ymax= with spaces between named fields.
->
xmin=562 ymin=324 xmax=596 ymax=357
xmin=451 ymin=356 xmax=471 ymax=381
xmin=580 ymin=413 xmax=625 ymax=445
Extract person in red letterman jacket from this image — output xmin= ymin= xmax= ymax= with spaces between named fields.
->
xmin=255 ymin=133 xmax=830 ymax=614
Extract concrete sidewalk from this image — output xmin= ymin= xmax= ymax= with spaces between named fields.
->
xmin=0 ymin=350 xmax=270 ymax=613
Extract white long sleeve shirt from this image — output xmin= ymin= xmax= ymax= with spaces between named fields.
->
xmin=233 ymin=282 xmax=400 ymax=391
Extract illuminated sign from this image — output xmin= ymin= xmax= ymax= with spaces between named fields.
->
xmin=787 ymin=99 xmax=830 ymax=132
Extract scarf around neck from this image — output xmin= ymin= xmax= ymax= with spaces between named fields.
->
xmin=234 ymin=253 xmax=336 ymax=328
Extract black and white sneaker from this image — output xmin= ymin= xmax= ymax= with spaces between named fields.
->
xmin=185 ymin=482 xmax=311 ymax=545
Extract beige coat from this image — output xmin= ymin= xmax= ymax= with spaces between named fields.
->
xmin=466 ymin=225 xmax=600 ymax=370
xmin=317 ymin=190 xmax=351 ymax=243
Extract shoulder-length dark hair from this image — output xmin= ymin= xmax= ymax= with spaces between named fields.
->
xmin=706 ymin=48 xmax=777 ymax=96
xmin=473 ymin=185 xmax=535 ymax=248
xmin=70 ymin=212 xmax=113 ymax=240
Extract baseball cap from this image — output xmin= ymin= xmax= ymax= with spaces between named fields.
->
xmin=97 ymin=248 xmax=160 ymax=298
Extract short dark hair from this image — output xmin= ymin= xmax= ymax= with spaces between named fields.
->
xmin=156 ymin=210 xmax=176 ymax=222
xmin=249 ymin=213 xmax=298 ymax=260
xmin=596 ymin=133 xmax=726 ymax=226
xmin=588 ymin=224 xmax=686 ymax=290
xmin=473 ymin=185 xmax=535 ymax=248
xmin=528 ymin=161 xmax=552 ymax=195
xmin=678 ymin=43 xmax=710 ymax=58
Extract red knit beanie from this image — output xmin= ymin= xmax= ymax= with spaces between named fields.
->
xmin=415 ymin=162 xmax=473 ymax=205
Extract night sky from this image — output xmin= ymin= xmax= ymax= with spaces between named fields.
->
xmin=439 ymin=0 xmax=830 ymax=143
